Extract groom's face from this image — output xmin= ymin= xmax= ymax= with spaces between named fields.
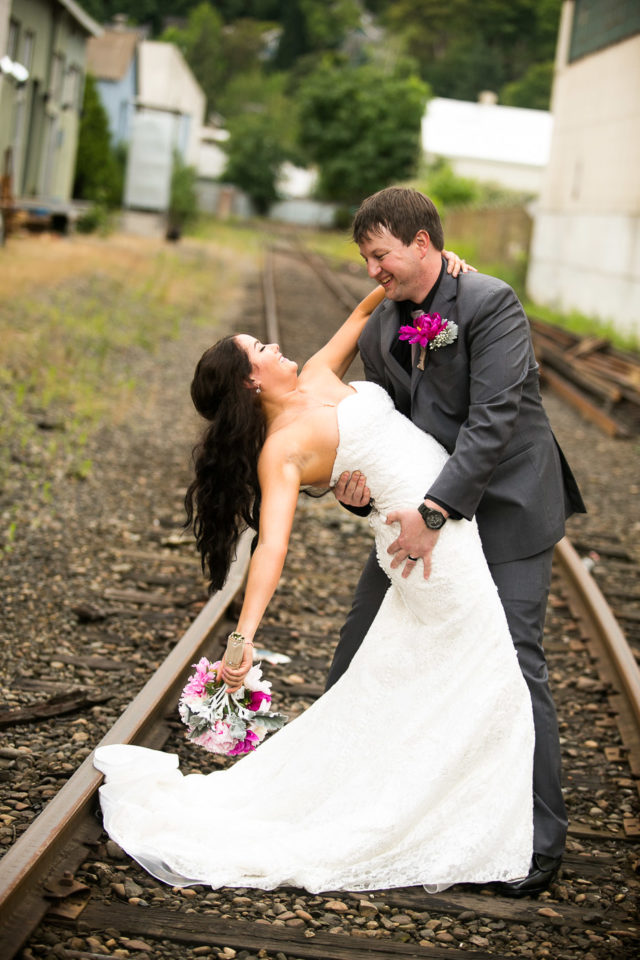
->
xmin=358 ymin=227 xmax=427 ymax=302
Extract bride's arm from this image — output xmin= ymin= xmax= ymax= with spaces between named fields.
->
xmin=220 ymin=442 xmax=301 ymax=691
xmin=301 ymin=284 xmax=385 ymax=381
xmin=301 ymin=250 xmax=475 ymax=381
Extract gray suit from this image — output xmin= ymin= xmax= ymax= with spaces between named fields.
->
xmin=327 ymin=267 xmax=585 ymax=859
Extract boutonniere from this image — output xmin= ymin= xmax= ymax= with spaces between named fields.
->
xmin=398 ymin=313 xmax=458 ymax=370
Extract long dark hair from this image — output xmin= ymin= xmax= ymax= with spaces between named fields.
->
xmin=184 ymin=336 xmax=265 ymax=592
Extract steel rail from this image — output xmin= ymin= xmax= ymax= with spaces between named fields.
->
xmin=555 ymin=536 xmax=640 ymax=736
xmin=0 ymin=533 xmax=252 ymax=958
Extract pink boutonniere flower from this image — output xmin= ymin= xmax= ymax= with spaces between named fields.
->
xmin=398 ymin=312 xmax=458 ymax=370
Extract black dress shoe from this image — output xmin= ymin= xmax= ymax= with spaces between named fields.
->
xmin=491 ymin=854 xmax=561 ymax=898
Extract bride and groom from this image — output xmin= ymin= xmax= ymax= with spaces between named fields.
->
xmin=94 ymin=187 xmax=585 ymax=897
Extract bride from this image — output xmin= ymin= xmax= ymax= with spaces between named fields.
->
xmin=94 ymin=263 xmax=535 ymax=894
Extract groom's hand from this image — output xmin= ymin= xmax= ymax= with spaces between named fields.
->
xmin=386 ymin=508 xmax=441 ymax=580
xmin=334 ymin=471 xmax=371 ymax=509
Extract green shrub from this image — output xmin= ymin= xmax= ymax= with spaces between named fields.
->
xmin=75 ymin=204 xmax=111 ymax=235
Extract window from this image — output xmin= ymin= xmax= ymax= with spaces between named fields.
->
xmin=7 ymin=19 xmax=20 ymax=59
xmin=62 ymin=66 xmax=81 ymax=110
xmin=50 ymin=53 xmax=65 ymax=102
xmin=22 ymin=32 xmax=34 ymax=71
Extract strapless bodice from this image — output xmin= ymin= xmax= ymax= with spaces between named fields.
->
xmin=331 ymin=381 xmax=449 ymax=514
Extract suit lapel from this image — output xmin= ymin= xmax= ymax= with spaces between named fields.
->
xmin=379 ymin=300 xmax=411 ymax=387
xmin=430 ymin=269 xmax=457 ymax=319
xmin=410 ymin=271 xmax=458 ymax=403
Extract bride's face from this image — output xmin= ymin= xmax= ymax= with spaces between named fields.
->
xmin=235 ymin=335 xmax=298 ymax=391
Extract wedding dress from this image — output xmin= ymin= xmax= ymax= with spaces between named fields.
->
xmin=94 ymin=381 xmax=534 ymax=893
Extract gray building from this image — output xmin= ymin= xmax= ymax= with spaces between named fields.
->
xmin=0 ymin=0 xmax=101 ymax=221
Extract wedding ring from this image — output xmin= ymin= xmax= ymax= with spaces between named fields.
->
xmin=408 ymin=555 xmax=419 ymax=562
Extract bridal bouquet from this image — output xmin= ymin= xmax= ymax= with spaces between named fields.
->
xmin=179 ymin=657 xmax=287 ymax=756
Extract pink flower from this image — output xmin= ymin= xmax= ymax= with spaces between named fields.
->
xmin=228 ymin=729 xmax=261 ymax=756
xmin=182 ymin=657 xmax=219 ymax=699
xmin=247 ymin=690 xmax=272 ymax=711
xmin=398 ymin=312 xmax=448 ymax=349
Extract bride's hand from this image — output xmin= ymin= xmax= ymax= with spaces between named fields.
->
xmin=220 ymin=644 xmax=254 ymax=693
xmin=442 ymin=249 xmax=477 ymax=277
xmin=334 ymin=471 xmax=371 ymax=508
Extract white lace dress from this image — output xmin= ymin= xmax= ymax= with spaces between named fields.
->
xmin=94 ymin=381 xmax=534 ymax=893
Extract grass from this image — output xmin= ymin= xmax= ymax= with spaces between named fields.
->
xmin=0 ymin=229 xmax=261 ymax=493
xmin=522 ymin=300 xmax=640 ymax=354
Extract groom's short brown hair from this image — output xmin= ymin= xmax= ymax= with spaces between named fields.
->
xmin=352 ymin=187 xmax=444 ymax=251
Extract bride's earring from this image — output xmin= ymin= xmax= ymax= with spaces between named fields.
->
xmin=255 ymin=385 xmax=261 ymax=395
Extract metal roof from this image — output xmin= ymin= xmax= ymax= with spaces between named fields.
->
xmin=422 ymin=97 xmax=553 ymax=167
xmin=58 ymin=0 xmax=102 ymax=38
xmin=86 ymin=30 xmax=138 ymax=82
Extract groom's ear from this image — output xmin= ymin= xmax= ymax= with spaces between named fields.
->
xmin=414 ymin=230 xmax=431 ymax=258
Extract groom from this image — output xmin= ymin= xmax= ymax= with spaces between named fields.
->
xmin=328 ymin=186 xmax=585 ymax=897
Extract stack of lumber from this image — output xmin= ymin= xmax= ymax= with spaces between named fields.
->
xmin=529 ymin=317 xmax=640 ymax=437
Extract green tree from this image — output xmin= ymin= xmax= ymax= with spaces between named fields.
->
xmin=419 ymin=159 xmax=480 ymax=210
xmin=73 ymin=74 xmax=123 ymax=208
xmin=219 ymin=69 xmax=299 ymax=158
xmin=218 ymin=18 xmax=280 ymax=99
xmin=297 ymin=59 xmax=428 ymax=205
xmin=381 ymin=0 xmax=561 ymax=106
xmin=501 ymin=62 xmax=555 ymax=111
xmin=274 ymin=0 xmax=361 ymax=69
xmin=167 ymin=152 xmax=199 ymax=236
xmin=222 ymin=112 xmax=288 ymax=214
xmin=160 ymin=3 xmax=227 ymax=116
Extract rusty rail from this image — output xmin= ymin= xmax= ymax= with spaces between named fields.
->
xmin=0 ymin=533 xmax=251 ymax=958
xmin=555 ymin=536 xmax=640 ymax=775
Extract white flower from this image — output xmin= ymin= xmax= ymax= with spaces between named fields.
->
xmin=249 ymin=720 xmax=268 ymax=741
xmin=244 ymin=664 xmax=272 ymax=694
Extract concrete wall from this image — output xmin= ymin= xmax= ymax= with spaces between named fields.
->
xmin=444 ymin=205 xmax=532 ymax=265
xmin=527 ymin=2 xmax=640 ymax=338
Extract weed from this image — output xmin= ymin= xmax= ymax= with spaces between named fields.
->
xmin=2 ymin=520 xmax=17 ymax=553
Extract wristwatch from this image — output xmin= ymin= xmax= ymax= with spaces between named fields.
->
xmin=418 ymin=503 xmax=447 ymax=530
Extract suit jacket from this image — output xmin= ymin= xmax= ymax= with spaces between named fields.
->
xmin=358 ymin=267 xmax=585 ymax=564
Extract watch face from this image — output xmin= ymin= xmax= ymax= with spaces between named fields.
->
xmin=426 ymin=512 xmax=444 ymax=529
xmin=420 ymin=504 xmax=445 ymax=529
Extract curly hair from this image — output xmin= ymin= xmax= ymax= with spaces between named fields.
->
xmin=184 ymin=336 xmax=265 ymax=592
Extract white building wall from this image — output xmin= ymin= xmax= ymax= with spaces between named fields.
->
xmin=527 ymin=4 xmax=640 ymax=339
xmin=124 ymin=109 xmax=175 ymax=211
xmin=137 ymin=41 xmax=205 ymax=166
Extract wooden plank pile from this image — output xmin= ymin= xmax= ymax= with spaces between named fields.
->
xmin=529 ymin=316 xmax=640 ymax=437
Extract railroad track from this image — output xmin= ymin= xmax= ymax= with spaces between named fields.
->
xmin=1 ymin=245 xmax=639 ymax=960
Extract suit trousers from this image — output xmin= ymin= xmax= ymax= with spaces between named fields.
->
xmin=326 ymin=542 xmax=567 ymax=860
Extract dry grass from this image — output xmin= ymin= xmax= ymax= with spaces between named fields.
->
xmin=0 ymin=228 xmax=263 ymax=486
